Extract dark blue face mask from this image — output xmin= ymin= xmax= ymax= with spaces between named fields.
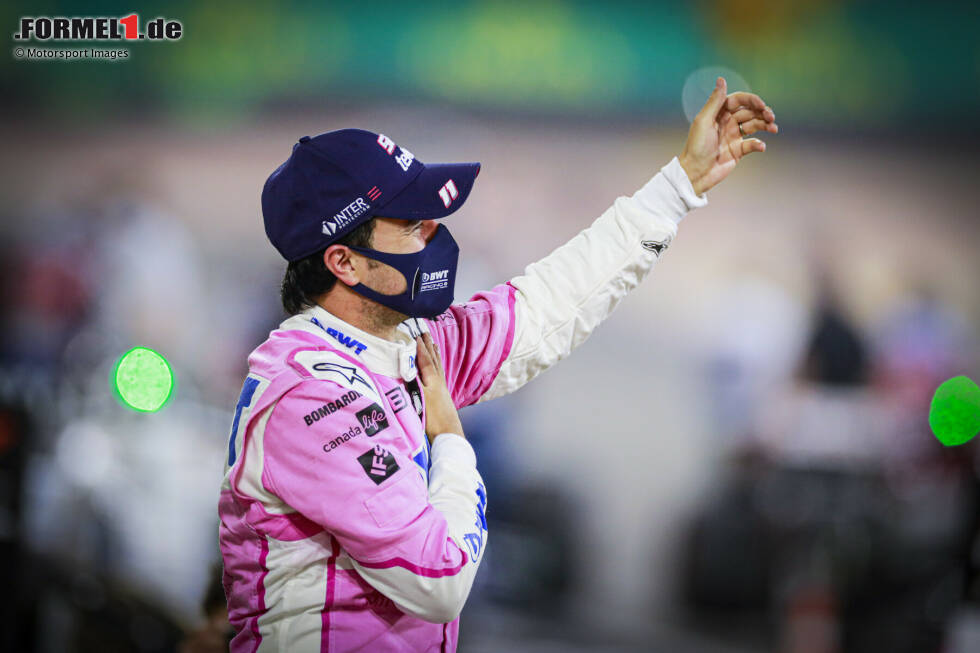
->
xmin=346 ymin=224 xmax=459 ymax=319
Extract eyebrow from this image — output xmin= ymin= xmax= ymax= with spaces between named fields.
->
xmin=402 ymin=220 xmax=423 ymax=231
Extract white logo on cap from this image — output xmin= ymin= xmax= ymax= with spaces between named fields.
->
xmin=322 ymin=197 xmax=370 ymax=236
xmin=438 ymin=179 xmax=458 ymax=208
xmin=377 ymin=134 xmax=396 ymax=155
xmin=376 ymin=134 xmax=414 ymax=173
xmin=395 ymin=147 xmax=414 ymax=172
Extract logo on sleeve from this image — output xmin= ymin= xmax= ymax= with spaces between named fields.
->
xmin=641 ymin=235 xmax=672 ymax=257
xmin=463 ymin=482 xmax=488 ymax=561
xmin=303 ymin=390 xmax=360 ymax=426
xmin=312 ymin=361 xmax=374 ymax=393
xmin=411 ymin=440 xmax=430 ymax=484
xmin=357 ymin=445 xmax=400 ymax=485
xmin=355 ymin=403 xmax=389 ymax=436
xmin=322 ymin=424 xmax=361 ymax=453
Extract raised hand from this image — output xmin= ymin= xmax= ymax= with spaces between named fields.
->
xmin=678 ymin=77 xmax=778 ymax=196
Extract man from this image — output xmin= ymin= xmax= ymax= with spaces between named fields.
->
xmin=219 ymin=77 xmax=777 ymax=652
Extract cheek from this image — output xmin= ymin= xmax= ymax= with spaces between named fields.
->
xmin=407 ymin=232 xmax=427 ymax=252
xmin=366 ymin=260 xmax=409 ymax=295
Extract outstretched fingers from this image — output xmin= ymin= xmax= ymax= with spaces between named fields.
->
xmin=737 ymin=118 xmax=779 ymax=136
xmin=730 ymin=106 xmax=776 ymax=125
xmin=725 ymin=91 xmax=767 ymax=113
xmin=740 ymin=138 xmax=767 ymax=156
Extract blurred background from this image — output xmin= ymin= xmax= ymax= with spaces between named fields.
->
xmin=1 ymin=1 xmax=979 ymax=651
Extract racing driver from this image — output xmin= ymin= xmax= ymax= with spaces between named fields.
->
xmin=218 ymin=77 xmax=778 ymax=652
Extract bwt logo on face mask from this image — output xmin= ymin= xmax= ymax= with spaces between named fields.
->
xmin=419 ymin=269 xmax=449 ymax=292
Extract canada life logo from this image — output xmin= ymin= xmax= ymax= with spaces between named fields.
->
xmin=14 ymin=14 xmax=183 ymax=41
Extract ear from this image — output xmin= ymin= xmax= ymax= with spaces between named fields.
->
xmin=323 ymin=245 xmax=361 ymax=286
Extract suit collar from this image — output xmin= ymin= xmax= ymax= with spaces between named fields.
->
xmin=279 ymin=305 xmax=428 ymax=381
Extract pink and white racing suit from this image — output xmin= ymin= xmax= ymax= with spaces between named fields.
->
xmin=218 ymin=157 xmax=706 ymax=652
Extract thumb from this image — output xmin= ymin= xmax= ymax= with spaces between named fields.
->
xmin=697 ymin=77 xmax=727 ymax=124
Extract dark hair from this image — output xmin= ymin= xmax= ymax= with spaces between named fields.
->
xmin=280 ymin=218 xmax=376 ymax=315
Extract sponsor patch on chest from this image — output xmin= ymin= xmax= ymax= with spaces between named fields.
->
xmin=357 ymin=445 xmax=400 ymax=485
xmin=322 ymin=424 xmax=361 ymax=453
xmin=303 ymin=390 xmax=360 ymax=426
xmin=355 ymin=403 xmax=389 ymax=436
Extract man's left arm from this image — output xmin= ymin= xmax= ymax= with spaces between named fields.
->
xmin=427 ymin=78 xmax=777 ymax=407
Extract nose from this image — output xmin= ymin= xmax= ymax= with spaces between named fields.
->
xmin=421 ymin=220 xmax=438 ymax=243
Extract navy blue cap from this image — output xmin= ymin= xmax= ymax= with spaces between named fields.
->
xmin=262 ymin=129 xmax=481 ymax=262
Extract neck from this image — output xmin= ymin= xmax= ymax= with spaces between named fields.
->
xmin=316 ymin=284 xmax=407 ymax=341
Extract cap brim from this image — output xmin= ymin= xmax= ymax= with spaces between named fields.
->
xmin=377 ymin=162 xmax=480 ymax=220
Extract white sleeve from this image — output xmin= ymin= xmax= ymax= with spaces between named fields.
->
xmin=350 ymin=433 xmax=487 ymax=623
xmin=479 ymin=156 xmax=708 ymax=403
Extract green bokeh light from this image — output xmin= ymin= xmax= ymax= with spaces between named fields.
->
xmin=929 ymin=376 xmax=980 ymax=447
xmin=112 ymin=347 xmax=174 ymax=412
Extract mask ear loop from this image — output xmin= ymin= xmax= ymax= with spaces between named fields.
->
xmin=410 ymin=268 xmax=421 ymax=301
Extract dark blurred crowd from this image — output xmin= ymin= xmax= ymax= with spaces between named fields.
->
xmin=0 ymin=184 xmax=262 ymax=652
xmin=683 ymin=275 xmax=980 ymax=653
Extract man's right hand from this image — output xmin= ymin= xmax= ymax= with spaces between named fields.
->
xmin=415 ymin=333 xmax=465 ymax=444
xmin=678 ymin=76 xmax=778 ymax=196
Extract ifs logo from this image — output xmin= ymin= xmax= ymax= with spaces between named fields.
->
xmin=14 ymin=14 xmax=183 ymax=41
